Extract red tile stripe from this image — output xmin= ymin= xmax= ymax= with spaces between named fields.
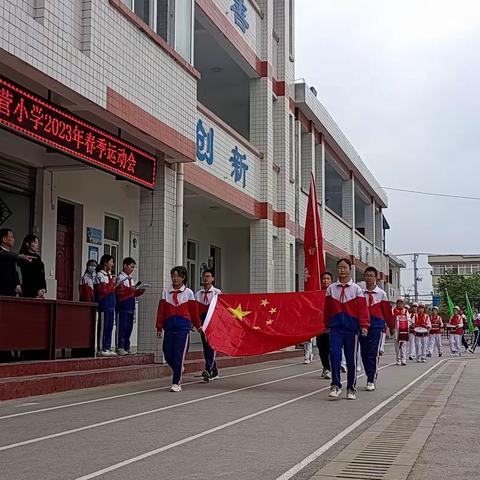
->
xmin=106 ymin=88 xmax=196 ymax=161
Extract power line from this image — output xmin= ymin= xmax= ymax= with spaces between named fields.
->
xmin=382 ymin=187 xmax=480 ymax=201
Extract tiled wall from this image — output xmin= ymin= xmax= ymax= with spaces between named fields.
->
xmin=1 ymin=0 xmax=197 ymax=142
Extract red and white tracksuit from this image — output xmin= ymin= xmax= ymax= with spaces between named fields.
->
xmin=393 ymin=307 xmax=409 ymax=363
xmin=414 ymin=313 xmax=431 ymax=360
xmin=449 ymin=314 xmax=463 ymax=355
xmin=408 ymin=312 xmax=418 ymax=358
xmin=428 ymin=315 xmax=443 ymax=356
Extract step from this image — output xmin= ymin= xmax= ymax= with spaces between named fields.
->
xmin=0 ymin=354 xmax=154 ymax=378
xmin=0 ymin=350 xmax=303 ymax=401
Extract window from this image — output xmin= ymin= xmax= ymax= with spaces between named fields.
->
xmin=288 ymin=0 xmax=294 ymax=57
xmin=432 ymin=265 xmax=445 ymax=275
xmin=186 ymin=239 xmax=198 ymax=292
xmin=458 ymin=264 xmax=472 ymax=275
xmin=445 ymin=264 xmax=458 ymax=275
xmin=104 ymin=214 xmax=122 ymax=274
xmin=289 ymin=115 xmax=294 ymax=180
xmin=121 ymin=0 xmax=193 ymax=62
xmin=472 ymin=265 xmax=480 ymax=274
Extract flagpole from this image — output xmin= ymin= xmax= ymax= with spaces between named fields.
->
xmin=311 ymin=172 xmax=322 ymax=286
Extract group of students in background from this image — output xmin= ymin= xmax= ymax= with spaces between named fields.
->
xmin=79 ymin=255 xmax=146 ymax=357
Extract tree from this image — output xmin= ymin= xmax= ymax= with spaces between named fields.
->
xmin=437 ymin=273 xmax=480 ymax=317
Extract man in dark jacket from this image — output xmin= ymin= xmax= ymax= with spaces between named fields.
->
xmin=0 ymin=228 xmax=25 ymax=296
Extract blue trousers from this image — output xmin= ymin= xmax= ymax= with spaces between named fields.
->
xmin=163 ymin=329 xmax=190 ymax=384
xmin=99 ymin=310 xmax=115 ymax=351
xmin=118 ymin=311 xmax=134 ymax=350
xmin=200 ymin=331 xmax=218 ymax=376
xmin=359 ymin=328 xmax=382 ymax=383
xmin=330 ymin=329 xmax=359 ymax=391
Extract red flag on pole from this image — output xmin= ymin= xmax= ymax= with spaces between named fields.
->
xmin=204 ymin=291 xmax=325 ymax=356
xmin=304 ymin=173 xmax=326 ymax=291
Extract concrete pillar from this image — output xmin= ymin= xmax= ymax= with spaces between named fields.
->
xmin=138 ymin=161 xmax=176 ymax=358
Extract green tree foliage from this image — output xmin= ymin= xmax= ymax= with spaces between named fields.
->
xmin=437 ymin=273 xmax=480 ymax=318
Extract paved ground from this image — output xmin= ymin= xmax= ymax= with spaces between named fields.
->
xmin=0 ymin=342 xmax=476 ymax=480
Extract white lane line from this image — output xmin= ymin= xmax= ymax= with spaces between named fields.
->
xmin=274 ymin=358 xmax=447 ymax=480
xmin=0 ymin=366 xmax=325 ymax=452
xmin=72 ymin=362 xmax=396 ymax=480
xmin=0 ymin=359 xmax=307 ymax=421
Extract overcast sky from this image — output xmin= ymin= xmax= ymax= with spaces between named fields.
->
xmin=295 ymin=0 xmax=480 ymax=295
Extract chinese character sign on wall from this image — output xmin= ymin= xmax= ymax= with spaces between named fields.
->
xmin=0 ymin=76 xmax=157 ymax=189
xmin=231 ymin=0 xmax=249 ymax=33
xmin=196 ymin=119 xmax=214 ymax=165
xmin=230 ymin=146 xmax=248 ymax=188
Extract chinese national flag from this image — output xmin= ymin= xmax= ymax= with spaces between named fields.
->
xmin=204 ymin=291 xmax=325 ymax=356
xmin=304 ymin=173 xmax=326 ymax=291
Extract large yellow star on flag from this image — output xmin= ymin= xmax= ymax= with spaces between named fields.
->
xmin=227 ymin=304 xmax=252 ymax=321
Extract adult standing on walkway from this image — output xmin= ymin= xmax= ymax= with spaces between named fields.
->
xmin=360 ymin=266 xmax=394 ymax=391
xmin=19 ymin=234 xmax=46 ymax=298
xmin=0 ymin=228 xmax=30 ymax=296
xmin=325 ymin=258 xmax=370 ymax=400
xmin=316 ymin=271 xmax=333 ymax=379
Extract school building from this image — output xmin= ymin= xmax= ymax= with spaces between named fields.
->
xmin=0 ymin=0 xmax=403 ymax=353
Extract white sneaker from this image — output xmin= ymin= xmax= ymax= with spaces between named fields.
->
xmin=101 ymin=350 xmax=117 ymax=357
xmin=346 ymin=389 xmax=357 ymax=400
xmin=396 ymin=360 xmax=401 ymax=365
xmin=366 ymin=382 xmax=375 ymax=391
xmin=210 ymin=373 xmax=219 ymax=381
xmin=401 ymin=361 xmax=407 ymax=366
xmin=329 ymin=386 xmax=342 ymax=399
xmin=304 ymin=358 xmax=311 ymax=364
xmin=421 ymin=357 xmax=426 ymax=363
xmin=324 ymin=370 xmax=332 ymax=380
xmin=416 ymin=358 xmax=421 ymax=363
xmin=170 ymin=384 xmax=182 ymax=392
xmin=340 ymin=365 xmax=347 ymax=373
xmin=117 ymin=348 xmax=128 ymax=356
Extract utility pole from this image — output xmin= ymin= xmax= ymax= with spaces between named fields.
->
xmin=413 ymin=253 xmax=419 ymax=303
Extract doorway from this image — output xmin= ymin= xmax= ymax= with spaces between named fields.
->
xmin=56 ymin=201 xmax=75 ymax=300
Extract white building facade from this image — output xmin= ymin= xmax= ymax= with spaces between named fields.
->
xmin=0 ymin=0 xmax=402 ymax=352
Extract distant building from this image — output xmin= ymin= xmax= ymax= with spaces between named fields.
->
xmin=428 ymin=255 xmax=480 ymax=296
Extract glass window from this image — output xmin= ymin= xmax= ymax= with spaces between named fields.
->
xmin=432 ymin=265 xmax=445 ymax=275
xmin=174 ymin=0 xmax=194 ymax=62
xmin=186 ymin=239 xmax=198 ymax=291
xmin=134 ymin=0 xmax=152 ymax=25
xmin=445 ymin=264 xmax=458 ymax=274
xmin=288 ymin=0 xmax=294 ymax=57
xmin=458 ymin=264 xmax=472 ymax=275
xmin=105 ymin=215 xmax=120 ymax=242
xmin=472 ymin=265 xmax=480 ymax=274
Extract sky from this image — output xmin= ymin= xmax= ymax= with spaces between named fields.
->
xmin=295 ymin=0 xmax=480 ymax=296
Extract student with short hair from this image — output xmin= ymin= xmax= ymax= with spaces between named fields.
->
xmin=115 ymin=257 xmax=145 ymax=355
xmin=195 ymin=269 xmax=222 ymax=381
xmin=360 ymin=266 xmax=394 ymax=391
xmin=157 ymin=266 xmax=201 ymax=392
xmin=325 ymin=258 xmax=370 ymax=400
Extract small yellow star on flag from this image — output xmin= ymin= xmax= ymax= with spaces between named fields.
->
xmin=265 ymin=319 xmax=273 ymax=326
xmin=260 ymin=299 xmax=269 ymax=307
xmin=269 ymin=307 xmax=277 ymax=315
xmin=227 ymin=304 xmax=252 ymax=321
xmin=253 ymin=326 xmax=261 ymax=330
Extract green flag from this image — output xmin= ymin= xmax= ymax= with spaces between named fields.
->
xmin=445 ymin=290 xmax=454 ymax=317
xmin=465 ymin=292 xmax=475 ymax=334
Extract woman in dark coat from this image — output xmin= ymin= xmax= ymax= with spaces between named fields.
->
xmin=19 ymin=234 xmax=46 ymax=298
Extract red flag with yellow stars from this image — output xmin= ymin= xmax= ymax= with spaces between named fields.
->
xmin=203 ymin=291 xmax=325 ymax=356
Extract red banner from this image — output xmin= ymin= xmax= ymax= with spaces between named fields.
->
xmin=0 ymin=75 xmax=157 ymax=189
xmin=204 ymin=291 xmax=325 ymax=356
xmin=304 ymin=173 xmax=326 ymax=291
